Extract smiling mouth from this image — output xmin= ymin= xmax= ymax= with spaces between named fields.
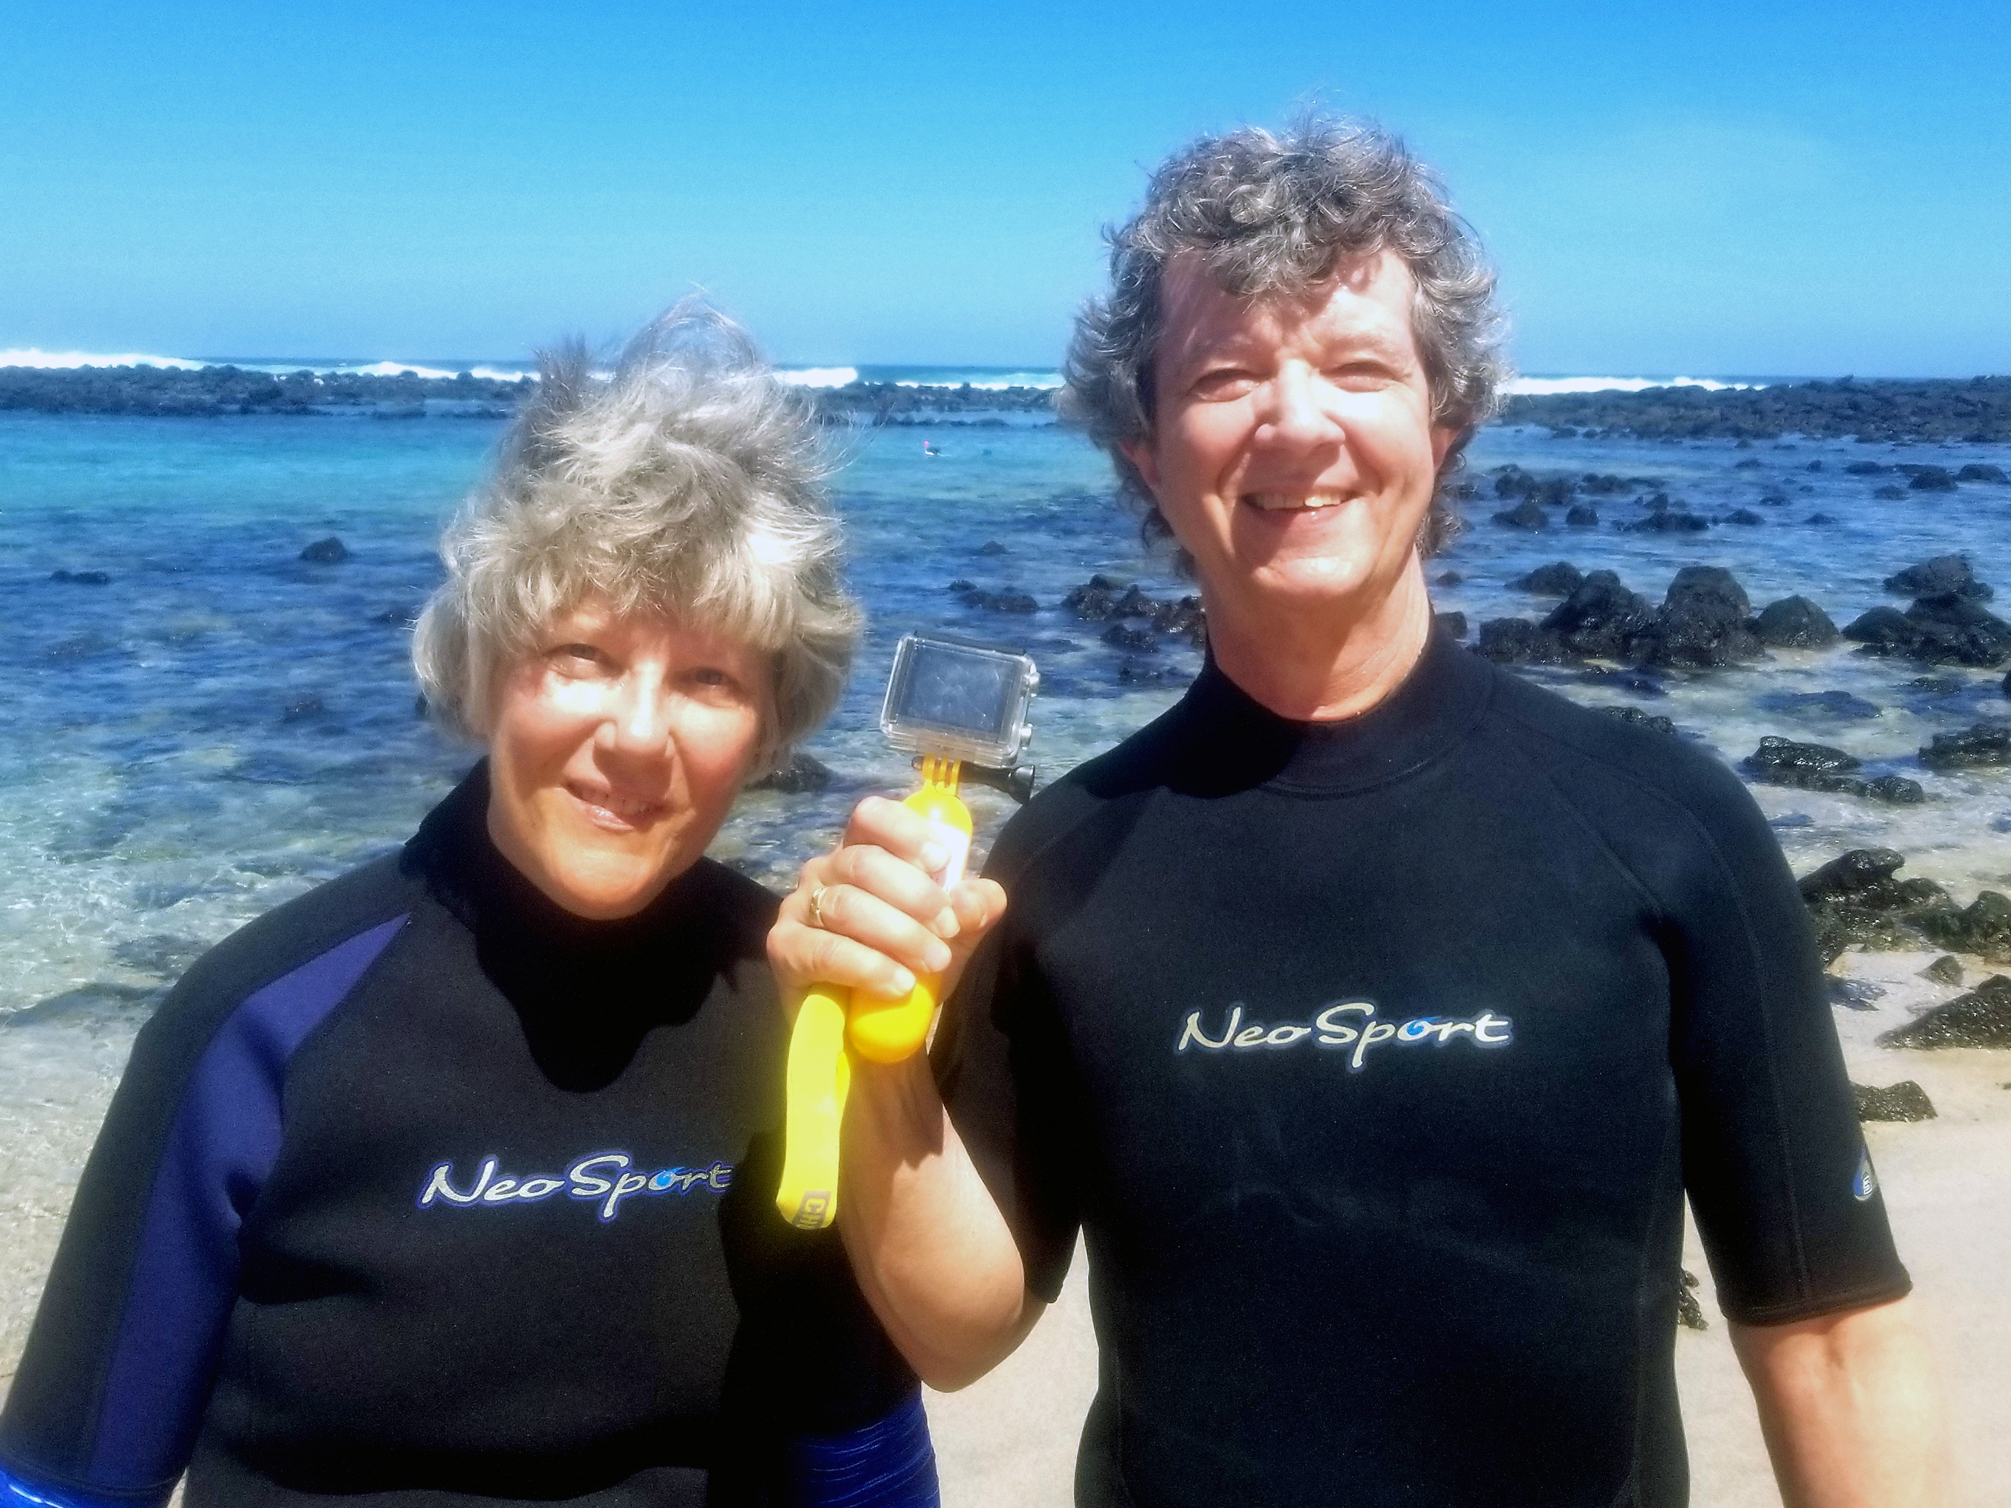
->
xmin=1241 ymin=491 xmax=1351 ymax=512
xmin=567 ymin=783 xmax=667 ymax=828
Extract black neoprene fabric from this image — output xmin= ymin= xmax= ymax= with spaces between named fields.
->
xmin=934 ymin=631 xmax=1909 ymax=1508
xmin=0 ymin=767 xmax=917 ymax=1508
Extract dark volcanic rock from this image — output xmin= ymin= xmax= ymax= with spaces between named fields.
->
xmin=976 ymin=539 xmax=1009 ymax=555
xmin=1435 ymin=570 xmax=1463 ymax=586
xmin=1513 ymin=561 xmax=1584 ymax=595
xmin=50 ymin=569 xmax=112 ymax=585
xmin=1915 ymin=891 xmax=2011 ymax=960
xmin=1063 ymin=575 xmax=1126 ymax=620
xmin=1852 ymin=1081 xmax=1937 ymax=1121
xmin=1492 ymin=499 xmax=1548 ymax=530
xmin=300 ymin=536 xmax=348 ymax=564
xmin=1919 ymin=722 xmax=2011 ymax=769
xmin=1677 ymin=1269 xmax=1707 ymax=1331
xmin=1904 ymin=594 xmax=2011 ymax=666
xmin=1540 ymin=570 xmax=1656 ymax=659
xmin=955 ymin=586 xmax=1038 ymax=613
xmin=1726 ymin=508 xmax=1763 ymax=526
xmin=1843 ymin=606 xmax=1922 ymax=652
xmin=1844 ymin=461 xmax=1887 ymax=475
xmin=1828 ymin=977 xmax=1887 ymax=1009
xmin=1102 ymin=623 xmax=1156 ymax=651
xmin=1623 ymin=507 xmax=1710 ymax=533
xmin=1641 ymin=566 xmax=1760 ymax=668
xmin=1883 ymin=555 xmax=1990 ymax=601
xmin=1797 ymin=849 xmax=1953 ymax=964
xmin=1879 ymin=974 xmax=2011 ymax=1048
xmin=1741 ymin=737 xmax=1920 ymax=802
xmin=1874 ymin=484 xmax=1907 ymax=499
xmin=1434 ymin=611 xmax=1468 ymax=641
xmin=1759 ymin=689 xmax=1880 ymax=720
xmin=1923 ymin=954 xmax=1964 ymax=986
xmin=1565 ymin=504 xmax=1599 ymax=527
xmin=1602 ymin=706 xmax=1676 ymax=736
xmin=1907 ymin=466 xmax=1958 ymax=492
xmin=750 ymin=751 xmax=834 ymax=794
xmin=1744 ymin=736 xmax=1858 ymax=780
xmin=1475 ymin=619 xmax=1570 ymax=665
xmin=1755 ymin=596 xmax=1839 ymax=648
xmin=1956 ymin=463 xmax=2008 ymax=484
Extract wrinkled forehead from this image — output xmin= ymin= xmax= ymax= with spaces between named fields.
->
xmin=1152 ymin=248 xmax=1421 ymax=378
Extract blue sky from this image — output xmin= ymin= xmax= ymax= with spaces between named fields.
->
xmin=2 ymin=2 xmax=2007 ymax=375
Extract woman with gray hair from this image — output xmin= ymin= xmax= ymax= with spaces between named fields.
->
xmin=0 ymin=304 xmax=940 ymax=1508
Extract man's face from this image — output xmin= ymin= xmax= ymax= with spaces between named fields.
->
xmin=1122 ymin=251 xmax=1455 ymax=637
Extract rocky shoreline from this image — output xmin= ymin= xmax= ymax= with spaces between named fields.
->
xmin=0 ymin=364 xmax=1057 ymax=422
xmin=7 ymin=367 xmax=2010 ymax=439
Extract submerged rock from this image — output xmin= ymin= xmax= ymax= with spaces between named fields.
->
xmin=300 ymin=536 xmax=348 ymax=563
xmin=1103 ymin=622 xmax=1156 ymax=651
xmin=1742 ymin=737 xmax=1924 ymax=804
xmin=50 ymin=568 xmax=112 ymax=585
xmin=1492 ymin=499 xmax=1548 ymax=530
xmin=1879 ymin=974 xmax=2011 ymax=1048
xmin=1754 ymin=596 xmax=1839 ymax=648
xmin=1513 ymin=561 xmax=1584 ymax=595
xmin=1919 ymin=722 xmax=2011 ymax=769
xmin=750 ymin=751 xmax=834 ymax=794
xmin=1957 ymin=463 xmax=2008 ymax=484
xmin=1884 ymin=555 xmax=1991 ymax=600
xmin=1759 ymin=689 xmax=1880 ymax=720
xmin=1906 ymin=466 xmax=1958 ymax=492
xmin=955 ymin=585 xmax=1038 ymax=613
xmin=1852 ymin=1081 xmax=1937 ymax=1121
xmin=1566 ymin=504 xmax=1599 ymax=526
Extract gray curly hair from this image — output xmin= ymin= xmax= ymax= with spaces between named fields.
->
xmin=1062 ymin=116 xmax=1509 ymax=557
xmin=412 ymin=300 xmax=862 ymax=768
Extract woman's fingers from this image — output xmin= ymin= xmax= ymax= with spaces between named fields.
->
xmin=769 ymin=805 xmax=1013 ymax=1014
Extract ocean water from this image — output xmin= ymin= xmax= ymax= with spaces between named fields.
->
xmin=3 ymin=411 xmax=2011 ymax=1360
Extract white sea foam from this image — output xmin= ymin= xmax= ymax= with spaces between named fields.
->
xmin=892 ymin=371 xmax=1065 ymax=391
xmin=1505 ymin=375 xmax=1762 ymax=396
xmin=777 ymin=366 xmax=860 ymax=388
xmin=0 ymin=348 xmax=208 ymax=371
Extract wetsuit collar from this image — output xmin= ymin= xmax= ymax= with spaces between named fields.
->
xmin=1177 ymin=626 xmax=1492 ymax=795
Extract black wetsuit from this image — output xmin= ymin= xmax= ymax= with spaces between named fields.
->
xmin=0 ymin=768 xmax=928 ymax=1508
xmin=934 ymin=631 xmax=1908 ymax=1508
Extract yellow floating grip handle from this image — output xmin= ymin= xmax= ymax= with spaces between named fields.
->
xmin=776 ymin=987 xmax=851 ymax=1229
xmin=775 ymin=757 xmax=971 ymax=1228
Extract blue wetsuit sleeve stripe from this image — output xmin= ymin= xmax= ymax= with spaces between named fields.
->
xmin=784 ymin=1389 xmax=940 ymax=1508
xmin=0 ymin=1459 xmax=168 ymax=1508
xmin=80 ymin=916 xmax=408 ymax=1490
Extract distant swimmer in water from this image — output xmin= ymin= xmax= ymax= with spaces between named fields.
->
xmin=922 ymin=440 xmax=941 ymax=456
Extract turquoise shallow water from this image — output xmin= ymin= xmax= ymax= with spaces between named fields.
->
xmin=2 ymin=412 xmax=2010 ymax=1043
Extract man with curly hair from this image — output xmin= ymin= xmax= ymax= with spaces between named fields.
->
xmin=772 ymin=118 xmax=1944 ymax=1507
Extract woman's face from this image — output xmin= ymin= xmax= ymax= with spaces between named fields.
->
xmin=485 ymin=600 xmax=770 ymax=919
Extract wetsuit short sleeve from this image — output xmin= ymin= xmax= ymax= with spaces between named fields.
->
xmin=1650 ymin=760 xmax=1911 ymax=1324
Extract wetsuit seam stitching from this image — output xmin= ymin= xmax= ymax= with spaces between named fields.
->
xmin=1492 ymin=706 xmax=1815 ymax=1300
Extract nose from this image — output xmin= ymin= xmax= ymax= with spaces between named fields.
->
xmin=1253 ymin=363 xmax=1342 ymax=455
xmin=599 ymin=671 xmax=676 ymax=759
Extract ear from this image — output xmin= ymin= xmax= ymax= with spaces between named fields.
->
xmin=1430 ymin=425 xmax=1460 ymax=471
xmin=1120 ymin=436 xmax=1163 ymax=499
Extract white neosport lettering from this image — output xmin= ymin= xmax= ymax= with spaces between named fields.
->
xmin=1177 ymin=999 xmax=1514 ymax=1071
xmin=416 ymin=1151 xmax=735 ymax=1219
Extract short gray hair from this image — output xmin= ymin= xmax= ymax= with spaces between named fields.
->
xmin=412 ymin=300 xmax=862 ymax=767
xmin=1062 ymin=116 xmax=1509 ymax=556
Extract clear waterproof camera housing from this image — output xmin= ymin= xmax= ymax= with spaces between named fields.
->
xmin=879 ymin=634 xmax=1039 ymax=768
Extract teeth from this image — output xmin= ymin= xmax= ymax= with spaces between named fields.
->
xmin=1244 ymin=493 xmax=1345 ymax=511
